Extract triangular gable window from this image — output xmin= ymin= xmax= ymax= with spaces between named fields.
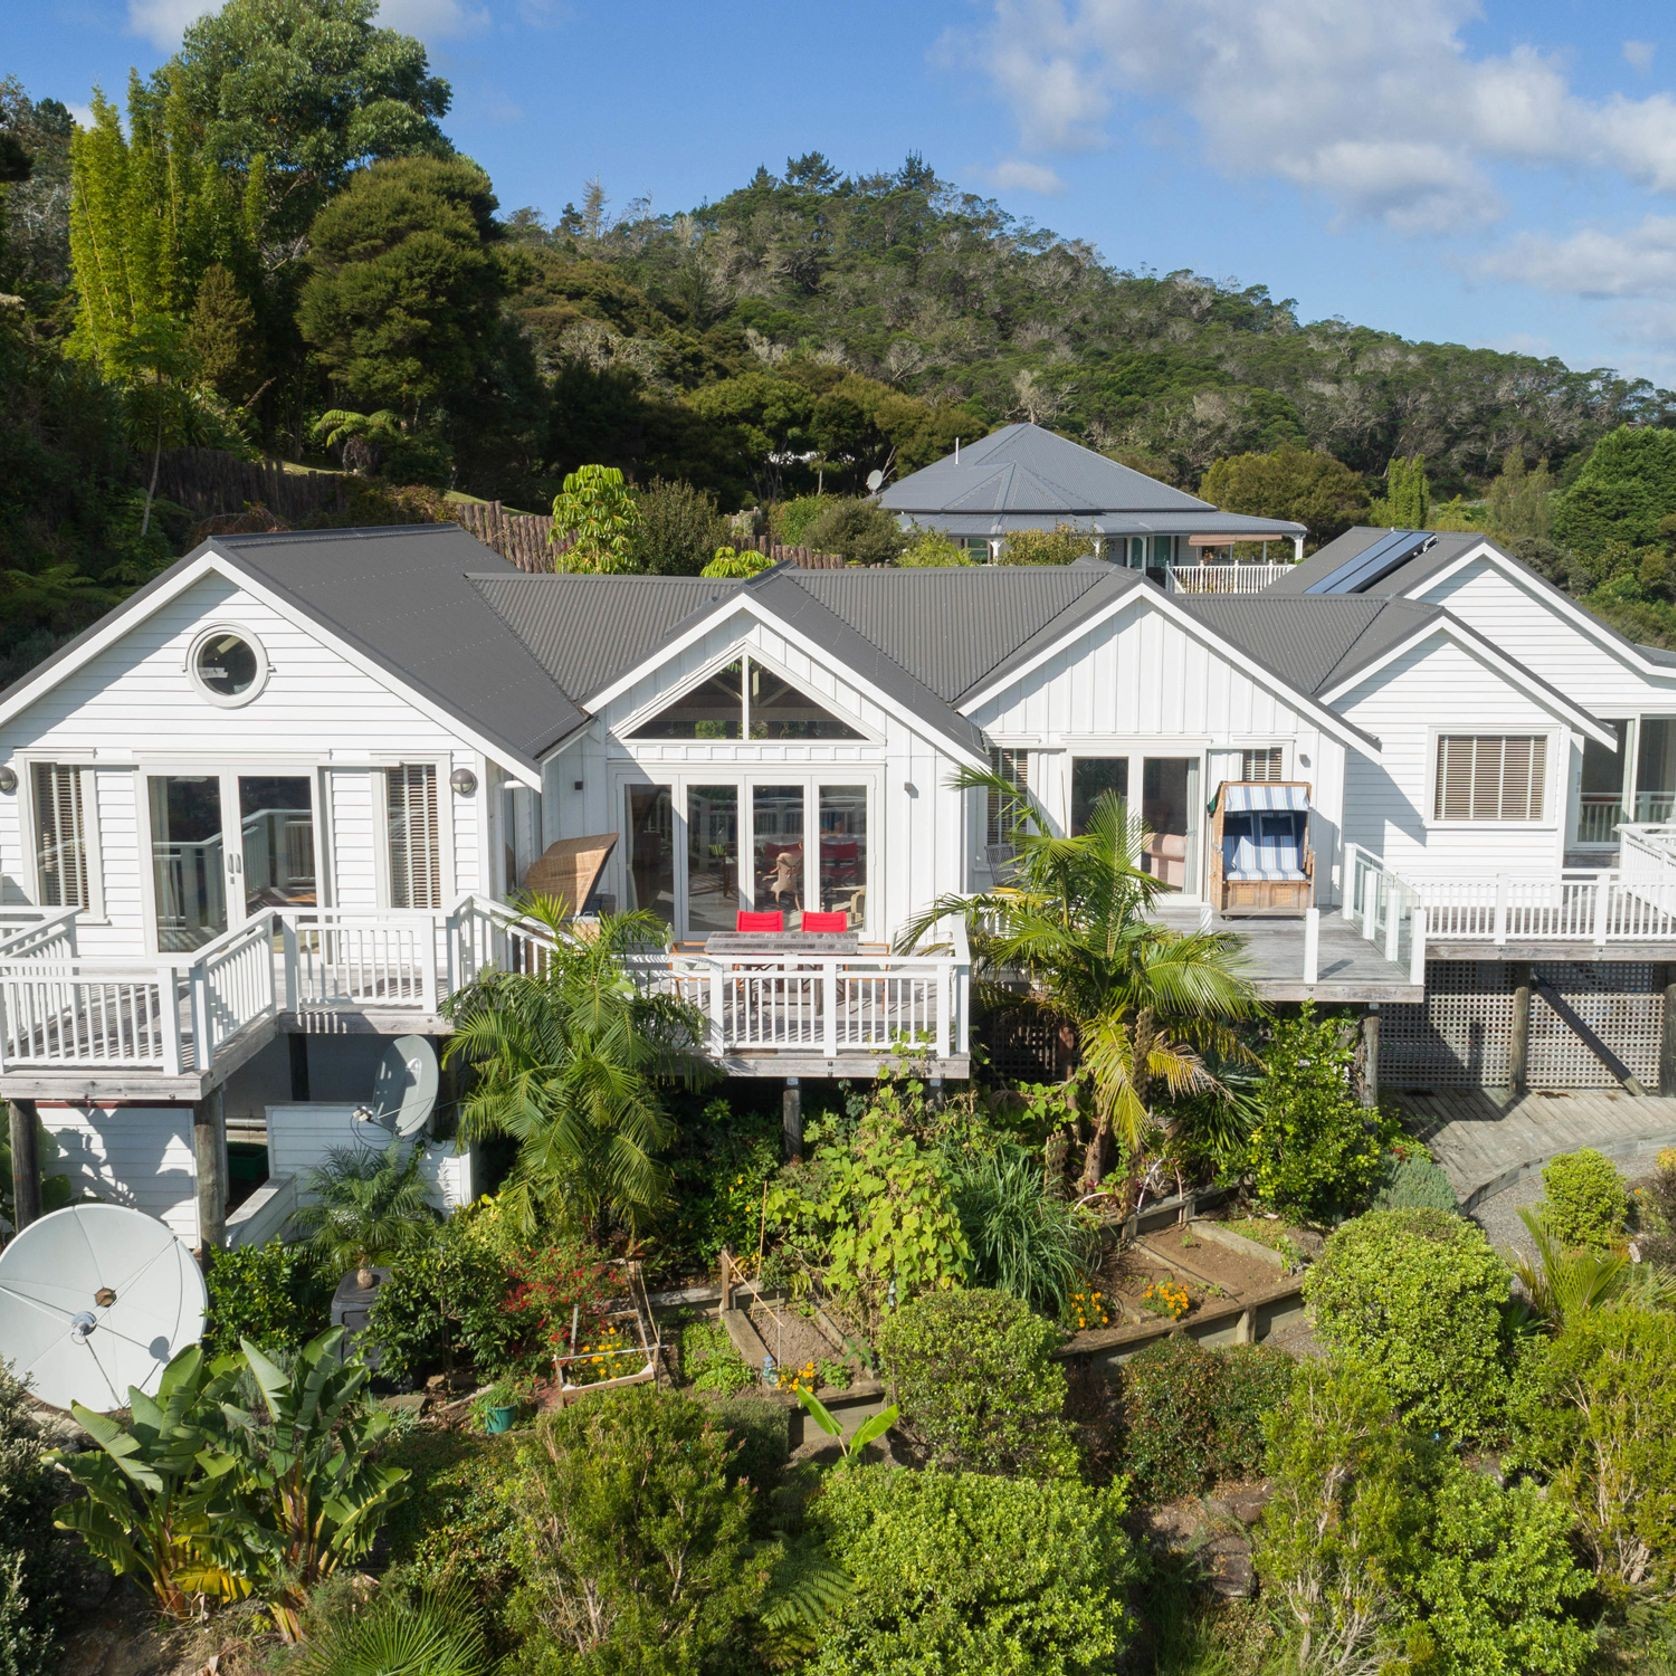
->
xmin=632 ymin=655 xmax=863 ymax=741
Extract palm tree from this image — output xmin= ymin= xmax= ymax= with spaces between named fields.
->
xmin=441 ymin=896 xmax=714 ymax=1240
xmin=294 ymin=1142 xmax=437 ymax=1287
xmin=905 ymin=770 xmax=1261 ymax=1197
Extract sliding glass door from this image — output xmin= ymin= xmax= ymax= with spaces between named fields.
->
xmin=1067 ymin=750 xmax=1203 ymax=895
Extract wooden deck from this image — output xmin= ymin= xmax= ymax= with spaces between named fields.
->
xmin=1393 ymin=1087 xmax=1676 ymax=1207
xmin=1153 ymin=905 xmax=1421 ymax=1001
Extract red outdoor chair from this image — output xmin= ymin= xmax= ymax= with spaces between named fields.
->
xmin=800 ymin=910 xmax=848 ymax=932
xmin=736 ymin=910 xmax=784 ymax=933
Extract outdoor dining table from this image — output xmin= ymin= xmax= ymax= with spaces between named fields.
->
xmin=703 ymin=931 xmax=861 ymax=955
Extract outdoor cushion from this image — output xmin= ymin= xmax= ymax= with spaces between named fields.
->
xmin=736 ymin=910 xmax=784 ymax=932
xmin=800 ymin=910 xmax=847 ymax=932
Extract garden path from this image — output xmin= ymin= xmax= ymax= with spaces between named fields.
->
xmin=1393 ymin=1088 xmax=1676 ymax=1208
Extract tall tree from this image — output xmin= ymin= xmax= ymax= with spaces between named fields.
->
xmin=1199 ymin=442 xmax=1369 ymax=546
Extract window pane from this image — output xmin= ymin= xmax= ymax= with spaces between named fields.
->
xmin=239 ymin=775 xmax=315 ymax=913
xmin=1635 ymin=717 xmax=1676 ymax=823
xmin=32 ymin=763 xmax=89 ymax=910
xmin=387 ymin=765 xmax=441 ymax=910
xmin=1435 ymin=736 xmax=1546 ymax=822
xmin=1070 ymin=757 xmax=1127 ymax=836
xmin=819 ymin=785 xmax=866 ymax=923
xmin=748 ymin=664 xmax=863 ymax=740
xmin=686 ymin=785 xmax=739 ymax=935
xmin=1141 ymin=757 xmax=1198 ymax=890
xmin=624 ymin=784 xmax=674 ymax=925
xmin=635 ymin=661 xmax=744 ymax=739
xmin=753 ymin=784 xmax=806 ymax=917
xmin=149 ymin=773 xmax=226 ymax=950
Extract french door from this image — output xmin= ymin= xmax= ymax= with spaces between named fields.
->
xmin=146 ymin=771 xmax=319 ymax=952
xmin=1067 ymin=751 xmax=1203 ymax=896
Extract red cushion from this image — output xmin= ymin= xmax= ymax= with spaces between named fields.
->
xmin=800 ymin=911 xmax=847 ymax=932
xmin=736 ymin=911 xmax=784 ymax=933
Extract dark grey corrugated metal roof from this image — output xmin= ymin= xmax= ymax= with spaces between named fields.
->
xmin=1265 ymin=528 xmax=1481 ymax=596
xmin=880 ymin=423 xmax=1215 ymax=516
xmin=471 ymin=574 xmax=737 ymax=703
xmin=910 ymin=509 xmax=1305 ymax=538
xmin=217 ymin=526 xmax=587 ymax=771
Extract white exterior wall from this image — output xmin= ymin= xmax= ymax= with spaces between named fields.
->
xmin=38 ymin=1103 xmax=199 ymax=1245
xmin=963 ymin=595 xmax=1349 ymax=901
xmin=1335 ymin=629 xmax=1574 ymax=879
xmin=0 ymin=570 xmax=495 ymax=952
xmin=545 ymin=607 xmax=969 ymax=938
xmin=266 ymin=1105 xmax=475 ymax=1212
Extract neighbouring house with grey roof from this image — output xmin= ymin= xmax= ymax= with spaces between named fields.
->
xmin=877 ymin=421 xmax=1306 ymax=585
xmin=3 ymin=517 xmax=1676 ymax=1252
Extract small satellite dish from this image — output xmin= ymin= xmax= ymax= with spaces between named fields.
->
xmin=0 ymin=1205 xmax=206 ymax=1412
xmin=368 ymin=1034 xmax=439 ymax=1138
xmin=865 ymin=469 xmax=884 ymax=493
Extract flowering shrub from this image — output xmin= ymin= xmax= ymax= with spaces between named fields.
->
xmin=566 ymin=1320 xmax=637 ymax=1387
xmin=1141 ymin=1280 xmax=1190 ymax=1321
xmin=1064 ymin=1287 xmax=1111 ymax=1332
xmin=503 ymin=1242 xmax=626 ymax=1369
xmin=775 ymin=1358 xmax=818 ymax=1395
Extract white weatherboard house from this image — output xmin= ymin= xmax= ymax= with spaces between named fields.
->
xmin=3 ymin=486 xmax=1676 ymax=1247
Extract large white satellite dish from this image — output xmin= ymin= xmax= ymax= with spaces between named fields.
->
xmin=364 ymin=1034 xmax=439 ymax=1138
xmin=0 ymin=1204 xmax=206 ymax=1412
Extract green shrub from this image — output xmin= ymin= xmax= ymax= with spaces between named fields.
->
xmin=808 ymin=1466 xmax=1136 ymax=1675
xmin=1246 ymin=1006 xmax=1392 ymax=1223
xmin=1115 ymin=1337 xmax=1294 ymax=1504
xmin=704 ymin=1395 xmax=791 ymax=1513
xmin=664 ymin=1096 xmax=780 ymax=1276
xmin=952 ymin=1145 xmax=1097 ymax=1317
xmin=293 ymin=1579 xmax=493 ymax=1675
xmin=0 ymin=1363 xmax=62 ymax=1675
xmin=507 ymin=1387 xmax=769 ymax=1673
xmin=1539 ymin=1148 xmax=1629 ymax=1251
xmin=381 ymin=1428 xmax=526 ymax=1602
xmin=1510 ymin=1304 xmax=1676 ymax=1600
xmin=876 ymin=1288 xmax=1079 ymax=1479
xmin=772 ymin=493 xmax=831 ymax=547
xmin=997 ymin=524 xmax=1094 ymax=565
xmin=366 ymin=1219 xmax=515 ymax=1384
xmin=896 ymin=528 xmax=972 ymax=567
xmin=629 ymin=476 xmax=728 ymax=575
xmin=1303 ymin=1209 xmax=1512 ymax=1439
xmin=801 ymin=498 xmax=905 ymax=566
xmin=679 ymin=1319 xmax=755 ymax=1395
xmin=1370 ymin=1146 xmax=1462 ymax=1215
xmin=204 ymin=1238 xmax=333 ymax=1358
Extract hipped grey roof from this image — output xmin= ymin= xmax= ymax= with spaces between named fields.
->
xmin=906 ymin=509 xmax=1306 ymax=539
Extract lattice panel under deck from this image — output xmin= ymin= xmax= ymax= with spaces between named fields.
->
xmin=1527 ymin=961 xmax=1662 ymax=1090
xmin=1380 ymin=961 xmax=1517 ymax=1088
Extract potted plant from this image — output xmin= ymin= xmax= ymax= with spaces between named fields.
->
xmin=473 ymin=1376 xmax=526 ymax=1433
xmin=293 ymin=1141 xmax=438 ymax=1290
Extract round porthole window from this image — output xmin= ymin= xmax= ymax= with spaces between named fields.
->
xmin=189 ymin=626 xmax=267 ymax=706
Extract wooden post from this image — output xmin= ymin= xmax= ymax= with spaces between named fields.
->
xmin=1509 ymin=962 xmax=1533 ymax=1095
xmin=288 ymin=1034 xmax=310 ymax=1102
xmin=1360 ymin=1010 xmax=1381 ymax=1108
xmin=7 ymin=1099 xmax=42 ymax=1232
xmin=1661 ymin=964 xmax=1676 ymax=1096
xmin=782 ymin=1077 xmax=803 ymax=1164
xmin=193 ymin=1088 xmax=228 ymax=1255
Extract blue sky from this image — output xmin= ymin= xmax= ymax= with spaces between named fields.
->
xmin=13 ymin=0 xmax=1676 ymax=384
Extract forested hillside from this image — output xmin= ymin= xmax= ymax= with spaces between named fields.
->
xmin=5 ymin=0 xmax=1676 ymax=682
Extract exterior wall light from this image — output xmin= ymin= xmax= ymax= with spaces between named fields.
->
xmin=450 ymin=767 xmax=479 ymax=797
xmin=0 ymin=766 xmax=15 ymax=795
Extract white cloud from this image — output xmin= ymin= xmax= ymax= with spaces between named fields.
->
xmin=1624 ymin=39 xmax=1656 ymax=73
xmin=964 ymin=0 xmax=1676 ymax=233
xmin=375 ymin=0 xmax=490 ymax=38
xmin=985 ymin=157 xmax=1068 ymax=195
xmin=66 ymin=103 xmax=96 ymax=130
xmin=1487 ymin=216 xmax=1676 ymax=298
xmin=126 ymin=0 xmax=215 ymax=48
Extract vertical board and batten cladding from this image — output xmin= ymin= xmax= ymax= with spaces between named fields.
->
xmin=1416 ymin=553 xmax=1676 ymax=715
xmin=1333 ymin=627 xmax=1571 ymax=878
xmin=38 ymin=1103 xmax=199 ymax=1244
xmin=546 ymin=610 xmax=969 ymax=935
xmin=0 ymin=569 xmax=493 ymax=951
xmin=962 ymin=596 xmax=1346 ymax=898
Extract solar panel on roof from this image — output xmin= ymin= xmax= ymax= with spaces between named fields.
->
xmin=1305 ymin=529 xmax=1434 ymax=595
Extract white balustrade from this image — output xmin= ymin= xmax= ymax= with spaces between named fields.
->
xmin=1166 ymin=562 xmax=1291 ymax=595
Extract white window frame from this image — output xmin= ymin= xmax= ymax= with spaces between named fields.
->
xmin=1426 ymin=729 xmax=1556 ymax=829
xmin=22 ymin=760 xmax=104 ymax=918
xmin=186 ymin=622 xmax=270 ymax=709
xmin=378 ymin=761 xmax=450 ymax=912
xmin=1239 ymin=744 xmax=1286 ymax=783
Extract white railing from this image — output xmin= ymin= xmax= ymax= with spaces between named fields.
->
xmin=285 ymin=909 xmax=438 ymax=1011
xmin=1340 ymin=845 xmax=1428 ymax=984
xmin=1166 ymin=561 xmax=1291 ymax=595
xmin=0 ymin=907 xmax=79 ymax=961
xmin=191 ymin=915 xmax=280 ymax=1062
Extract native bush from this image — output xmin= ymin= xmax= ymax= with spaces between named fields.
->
xmin=772 ymin=493 xmax=831 ymax=547
xmin=664 ymin=1096 xmax=780 ymax=1276
xmin=0 ymin=1363 xmax=62 ymax=1676
xmin=876 ymin=1287 xmax=1080 ymax=1479
xmin=381 ymin=1428 xmax=525 ymax=1604
xmin=997 ymin=524 xmax=1093 ymax=565
xmin=1510 ymin=1303 xmax=1676 ymax=1600
xmin=507 ymin=1387 xmax=770 ymax=1673
xmin=365 ymin=1217 xmax=516 ymax=1384
xmin=1640 ymin=1147 xmax=1676 ymax=1267
xmin=204 ymin=1238 xmax=333 ymax=1358
xmin=951 ymin=1144 xmax=1097 ymax=1317
xmin=1369 ymin=1145 xmax=1462 ymax=1215
xmin=801 ymin=497 xmax=905 ymax=566
xmin=1245 ymin=1006 xmax=1393 ymax=1223
xmin=1114 ymin=1337 xmax=1294 ymax=1504
xmin=1539 ymin=1147 xmax=1629 ymax=1251
xmin=807 ymin=1465 xmax=1136 ymax=1675
xmin=1303 ymin=1208 xmax=1512 ymax=1439
xmin=629 ymin=476 xmax=728 ymax=575
xmin=896 ymin=528 xmax=972 ymax=567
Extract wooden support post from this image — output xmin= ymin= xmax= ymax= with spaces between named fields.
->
xmin=1509 ymin=962 xmax=1532 ymax=1095
xmin=1360 ymin=1010 xmax=1380 ymax=1109
xmin=288 ymin=1033 xmax=310 ymax=1102
xmin=7 ymin=1098 xmax=42 ymax=1232
xmin=193 ymin=1088 xmax=227 ymax=1256
xmin=1662 ymin=965 xmax=1676 ymax=1097
xmin=782 ymin=1077 xmax=802 ymax=1164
